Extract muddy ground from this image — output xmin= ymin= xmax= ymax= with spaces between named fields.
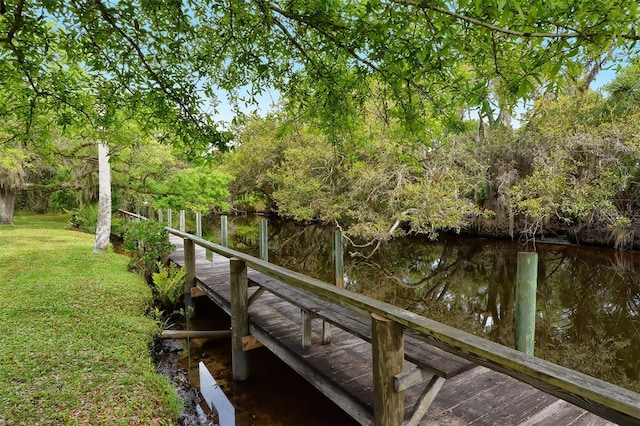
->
xmin=155 ymin=337 xmax=216 ymax=426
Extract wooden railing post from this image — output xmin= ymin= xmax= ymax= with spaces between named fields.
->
xmin=372 ymin=313 xmax=404 ymax=426
xmin=183 ymin=238 xmax=196 ymax=318
xmin=301 ymin=309 xmax=312 ymax=350
xmin=516 ymin=252 xmax=538 ymax=355
xmin=230 ymin=258 xmax=249 ymax=381
xmin=167 ymin=208 xmax=173 ymax=228
xmin=157 ymin=208 xmax=163 ymax=223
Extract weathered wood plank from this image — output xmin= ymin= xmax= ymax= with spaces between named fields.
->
xmin=190 ymin=287 xmax=207 ymax=298
xmin=247 ymin=268 xmax=473 ymax=378
xmin=241 ymin=335 xmax=263 ymax=351
xmin=394 ymin=368 xmax=434 ymax=392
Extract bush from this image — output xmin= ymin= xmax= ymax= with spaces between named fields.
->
xmin=67 ymin=204 xmax=98 ymax=233
xmin=50 ymin=188 xmax=79 ymax=211
xmin=110 ymin=217 xmax=128 ymax=238
xmin=121 ymin=220 xmax=175 ymax=282
xmin=152 ymin=261 xmax=186 ymax=310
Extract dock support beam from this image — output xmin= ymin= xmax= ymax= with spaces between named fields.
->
xmin=372 ymin=313 xmax=404 ymax=426
xmin=220 ymin=215 xmax=228 ymax=247
xmin=230 ymin=258 xmax=249 ymax=381
xmin=259 ymin=219 xmax=268 ymax=261
xmin=183 ymin=238 xmax=196 ymax=318
xmin=195 ymin=212 xmax=202 ymax=238
xmin=179 ymin=210 xmax=186 ymax=232
xmin=516 ymin=252 xmax=538 ymax=355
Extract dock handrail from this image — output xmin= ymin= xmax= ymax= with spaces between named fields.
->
xmin=164 ymin=227 xmax=640 ymax=425
xmin=117 ymin=209 xmax=148 ymax=221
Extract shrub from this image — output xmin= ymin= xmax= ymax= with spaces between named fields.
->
xmin=152 ymin=261 xmax=186 ymax=310
xmin=50 ymin=188 xmax=79 ymax=211
xmin=122 ymin=220 xmax=175 ymax=282
xmin=67 ymin=204 xmax=98 ymax=233
xmin=110 ymin=217 xmax=128 ymax=239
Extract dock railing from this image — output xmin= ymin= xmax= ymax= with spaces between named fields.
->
xmin=167 ymin=227 xmax=640 ymax=426
xmin=117 ymin=210 xmax=640 ymax=425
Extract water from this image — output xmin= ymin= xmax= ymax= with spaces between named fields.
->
xmin=180 ymin=302 xmax=358 ymax=425
xmin=199 ymin=362 xmax=235 ymax=426
xmin=200 ymin=215 xmax=640 ymax=392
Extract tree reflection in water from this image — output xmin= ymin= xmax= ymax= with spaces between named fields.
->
xmin=205 ymin=215 xmax=640 ymax=392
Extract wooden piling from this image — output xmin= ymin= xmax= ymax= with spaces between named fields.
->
xmin=195 ymin=212 xmax=202 ymax=238
xmin=220 ymin=215 xmax=228 ymax=247
xmin=259 ymin=219 xmax=268 ymax=261
xmin=516 ymin=252 xmax=538 ymax=355
xmin=372 ymin=313 xmax=404 ymax=426
xmin=183 ymin=238 xmax=196 ymax=318
xmin=179 ymin=210 xmax=186 ymax=232
xmin=333 ymin=230 xmax=344 ymax=288
xmin=230 ymin=258 xmax=249 ymax=381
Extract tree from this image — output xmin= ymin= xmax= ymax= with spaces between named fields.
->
xmin=0 ymin=147 xmax=25 ymax=224
xmin=93 ymin=141 xmax=111 ymax=252
xmin=605 ymin=60 xmax=640 ymax=114
xmin=2 ymin=0 xmax=639 ymax=239
xmin=3 ymin=1 xmax=638 ymax=140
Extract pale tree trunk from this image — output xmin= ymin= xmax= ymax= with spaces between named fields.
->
xmin=0 ymin=187 xmax=16 ymax=224
xmin=93 ymin=142 xmax=111 ymax=253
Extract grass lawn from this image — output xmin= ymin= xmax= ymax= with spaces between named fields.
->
xmin=0 ymin=213 xmax=182 ymax=425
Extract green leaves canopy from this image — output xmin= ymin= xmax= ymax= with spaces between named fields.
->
xmin=2 ymin=0 xmax=639 ymax=145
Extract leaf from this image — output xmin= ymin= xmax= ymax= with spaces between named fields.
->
xmin=549 ymin=61 xmax=563 ymax=80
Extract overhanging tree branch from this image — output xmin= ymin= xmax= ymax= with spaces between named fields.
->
xmin=389 ymin=0 xmax=640 ymax=41
xmin=90 ymin=0 xmax=213 ymax=137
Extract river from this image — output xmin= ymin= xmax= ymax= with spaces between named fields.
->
xmin=199 ymin=214 xmax=639 ymax=394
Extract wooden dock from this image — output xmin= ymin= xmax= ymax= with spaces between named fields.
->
xmin=166 ymin=230 xmax=640 ymax=426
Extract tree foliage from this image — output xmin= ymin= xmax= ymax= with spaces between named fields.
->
xmin=2 ymin=0 xmax=640 ymax=243
xmin=2 ymin=0 xmax=639 ymax=142
xmin=225 ymin=109 xmax=483 ymax=242
xmin=223 ymin=63 xmax=640 ymax=249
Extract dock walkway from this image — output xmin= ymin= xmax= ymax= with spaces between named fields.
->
xmin=167 ymin=233 xmax=630 ymax=426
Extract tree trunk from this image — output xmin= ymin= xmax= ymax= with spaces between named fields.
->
xmin=93 ymin=142 xmax=111 ymax=253
xmin=0 ymin=187 xmax=16 ymax=224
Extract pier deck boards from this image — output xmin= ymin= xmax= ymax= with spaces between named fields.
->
xmin=169 ymin=235 xmax=614 ymax=425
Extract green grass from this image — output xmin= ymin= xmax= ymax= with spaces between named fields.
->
xmin=0 ymin=214 xmax=182 ymax=425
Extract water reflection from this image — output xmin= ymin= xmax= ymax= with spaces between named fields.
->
xmin=204 ymin=215 xmax=640 ymax=392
